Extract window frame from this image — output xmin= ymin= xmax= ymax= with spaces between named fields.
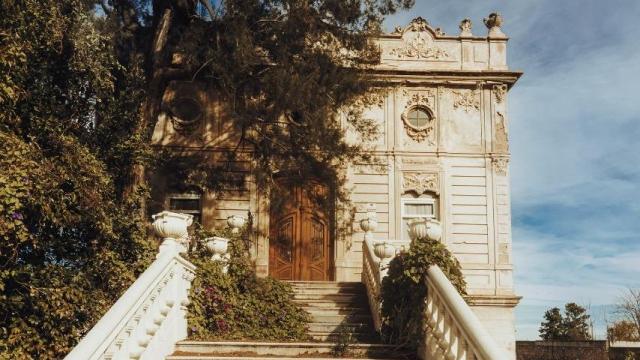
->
xmin=400 ymin=196 xmax=437 ymax=241
xmin=407 ymin=108 xmax=431 ymax=128
xmin=166 ymin=192 xmax=202 ymax=224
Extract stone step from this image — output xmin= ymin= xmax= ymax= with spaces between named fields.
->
xmin=308 ymin=331 xmax=381 ymax=343
xmin=294 ymin=293 xmax=367 ymax=302
xmin=167 ymin=357 xmax=401 ymax=360
xmin=170 ymin=341 xmax=412 ymax=359
xmin=289 ymin=281 xmax=364 ymax=288
xmin=310 ymin=313 xmax=372 ymax=323
xmin=308 ymin=322 xmax=373 ymax=333
xmin=292 ymin=287 xmax=365 ymax=296
xmin=305 ymin=307 xmax=370 ymax=316
xmin=295 ymin=300 xmax=368 ymax=309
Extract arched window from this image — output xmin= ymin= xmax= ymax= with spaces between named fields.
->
xmin=406 ymin=108 xmax=431 ymax=128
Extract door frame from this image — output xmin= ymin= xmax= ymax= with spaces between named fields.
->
xmin=266 ymin=178 xmax=336 ymax=281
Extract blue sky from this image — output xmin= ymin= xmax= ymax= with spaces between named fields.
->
xmin=385 ymin=0 xmax=640 ymax=340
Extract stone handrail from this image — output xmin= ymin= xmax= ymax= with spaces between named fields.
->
xmin=359 ymin=208 xmax=506 ymax=360
xmin=361 ymin=238 xmax=382 ymax=331
xmin=66 ymin=211 xmax=197 ymax=360
xmin=361 ymin=238 xmax=410 ymax=332
xmin=65 ymin=251 xmax=196 ymax=360
xmin=423 ymin=265 xmax=509 ymax=360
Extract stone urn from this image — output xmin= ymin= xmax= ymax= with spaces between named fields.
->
xmin=408 ymin=218 xmax=442 ymax=242
xmin=205 ymin=236 xmax=229 ymax=261
xmin=152 ymin=211 xmax=193 ymax=255
xmin=360 ymin=216 xmax=378 ymax=241
xmin=227 ymin=215 xmax=245 ymax=233
xmin=373 ymin=241 xmax=396 ymax=260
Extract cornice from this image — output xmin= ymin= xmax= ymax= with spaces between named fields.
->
xmin=369 ymin=69 xmax=523 ymax=86
xmin=465 ymin=294 xmax=522 ymax=307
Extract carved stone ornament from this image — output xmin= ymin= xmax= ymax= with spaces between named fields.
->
xmin=493 ymin=84 xmax=508 ymax=104
xmin=459 ymin=18 xmax=473 ymax=36
xmin=405 ymin=17 xmax=430 ymax=32
xmin=484 ymin=12 xmax=506 ymax=38
xmin=452 ymin=89 xmax=481 ymax=113
xmin=401 ymin=90 xmax=436 ymax=144
xmin=492 ymin=157 xmax=509 ymax=176
xmin=388 ymin=17 xmax=449 ymax=60
xmin=402 ymin=172 xmax=439 ymax=195
xmin=495 ymin=111 xmax=509 ymax=152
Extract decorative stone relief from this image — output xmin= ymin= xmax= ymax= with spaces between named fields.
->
xmin=495 ymin=111 xmax=509 ymax=152
xmin=452 ymin=89 xmax=481 ymax=113
xmin=459 ymin=18 xmax=473 ymax=36
xmin=493 ymin=84 xmax=508 ymax=104
xmin=401 ymin=89 xmax=437 ymax=144
xmin=388 ymin=17 xmax=449 ymax=60
xmin=401 ymin=157 xmax=438 ymax=165
xmin=492 ymin=157 xmax=509 ymax=176
xmin=402 ymin=172 xmax=439 ymax=195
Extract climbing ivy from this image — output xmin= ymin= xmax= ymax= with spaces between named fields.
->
xmin=186 ymin=226 xmax=311 ymax=341
xmin=380 ymin=238 xmax=466 ymax=348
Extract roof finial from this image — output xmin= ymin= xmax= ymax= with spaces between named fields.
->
xmin=483 ymin=12 xmax=506 ymax=38
xmin=459 ymin=18 xmax=473 ymax=37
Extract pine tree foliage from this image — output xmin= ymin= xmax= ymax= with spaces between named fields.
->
xmin=539 ymin=303 xmax=592 ymax=341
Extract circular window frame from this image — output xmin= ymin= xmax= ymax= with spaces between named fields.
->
xmin=168 ymin=96 xmax=203 ymax=133
xmin=404 ymin=107 xmax=433 ymax=130
xmin=401 ymin=105 xmax=435 ymax=142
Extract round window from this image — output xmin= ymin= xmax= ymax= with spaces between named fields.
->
xmin=407 ymin=108 xmax=431 ymax=128
xmin=169 ymin=97 xmax=203 ymax=132
xmin=171 ymin=97 xmax=202 ymax=124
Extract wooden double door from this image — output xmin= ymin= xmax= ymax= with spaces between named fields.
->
xmin=269 ymin=183 xmax=332 ymax=281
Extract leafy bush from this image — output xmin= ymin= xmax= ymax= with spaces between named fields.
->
xmin=380 ymin=238 xmax=466 ymax=348
xmin=186 ymin=226 xmax=310 ymax=341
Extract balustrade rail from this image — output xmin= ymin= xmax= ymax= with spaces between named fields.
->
xmin=423 ymin=265 xmax=508 ymax=360
xmin=360 ymin=218 xmax=508 ymax=360
xmin=66 ymin=211 xmax=197 ymax=360
xmin=362 ymin=238 xmax=382 ymax=331
xmin=65 ymin=251 xmax=196 ymax=360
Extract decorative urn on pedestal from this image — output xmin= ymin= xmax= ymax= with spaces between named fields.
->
xmin=407 ymin=218 xmax=442 ymax=242
xmin=227 ymin=215 xmax=245 ymax=234
xmin=373 ymin=241 xmax=397 ymax=277
xmin=205 ymin=236 xmax=230 ymax=273
xmin=360 ymin=203 xmax=378 ymax=242
xmin=151 ymin=211 xmax=193 ymax=256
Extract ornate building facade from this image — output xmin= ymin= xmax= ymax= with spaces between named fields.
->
xmin=150 ymin=14 xmax=521 ymax=357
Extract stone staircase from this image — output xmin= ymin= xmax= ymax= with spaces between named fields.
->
xmin=166 ymin=281 xmax=415 ymax=360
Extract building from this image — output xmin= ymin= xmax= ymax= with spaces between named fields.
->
xmin=149 ymin=15 xmax=522 ymax=357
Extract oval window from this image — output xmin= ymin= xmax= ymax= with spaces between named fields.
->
xmin=407 ymin=108 xmax=431 ymax=128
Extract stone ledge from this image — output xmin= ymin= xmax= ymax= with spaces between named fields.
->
xmin=465 ymin=294 xmax=521 ymax=307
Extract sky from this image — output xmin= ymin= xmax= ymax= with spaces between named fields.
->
xmin=385 ymin=0 xmax=640 ymax=340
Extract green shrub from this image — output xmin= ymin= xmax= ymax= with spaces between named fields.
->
xmin=186 ymin=226 xmax=310 ymax=341
xmin=380 ymin=238 xmax=466 ymax=348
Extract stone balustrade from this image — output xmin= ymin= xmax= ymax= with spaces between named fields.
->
xmin=360 ymin=208 xmax=508 ymax=360
xmin=423 ymin=265 xmax=509 ymax=360
xmin=65 ymin=211 xmax=197 ymax=360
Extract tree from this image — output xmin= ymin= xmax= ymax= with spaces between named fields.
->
xmin=616 ymin=288 xmax=640 ymax=339
xmin=540 ymin=307 xmax=565 ymax=341
xmin=1 ymin=0 xmax=416 ymax=358
xmin=564 ymin=302 xmax=592 ymax=340
xmin=539 ymin=303 xmax=592 ymax=341
xmin=608 ymin=320 xmax=640 ymax=342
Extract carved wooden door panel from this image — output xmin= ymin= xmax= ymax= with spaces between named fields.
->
xmin=269 ymin=184 xmax=330 ymax=281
